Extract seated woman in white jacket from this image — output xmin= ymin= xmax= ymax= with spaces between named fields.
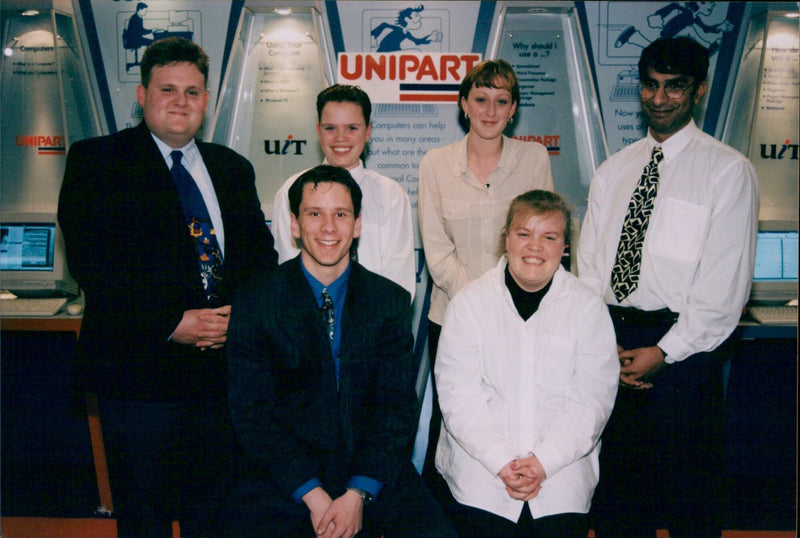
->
xmin=433 ymin=190 xmax=619 ymax=538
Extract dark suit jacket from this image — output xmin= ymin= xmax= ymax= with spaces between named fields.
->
xmin=58 ymin=122 xmax=277 ymax=400
xmin=227 ymin=257 xmax=417 ymax=503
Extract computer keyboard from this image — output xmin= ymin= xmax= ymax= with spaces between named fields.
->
xmin=748 ymin=305 xmax=798 ymax=326
xmin=0 ymin=297 xmax=68 ymax=317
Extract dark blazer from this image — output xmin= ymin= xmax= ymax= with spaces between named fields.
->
xmin=227 ymin=257 xmax=417 ymax=502
xmin=58 ymin=122 xmax=277 ymax=400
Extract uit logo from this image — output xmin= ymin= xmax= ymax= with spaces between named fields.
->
xmin=15 ymin=134 xmax=66 ymax=155
xmin=264 ymin=135 xmax=307 ymax=156
xmin=760 ymin=139 xmax=798 ymax=160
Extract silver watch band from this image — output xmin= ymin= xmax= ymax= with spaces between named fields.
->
xmin=346 ymin=486 xmax=373 ymax=504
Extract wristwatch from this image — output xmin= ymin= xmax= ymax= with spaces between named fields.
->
xmin=346 ymin=486 xmax=374 ymax=504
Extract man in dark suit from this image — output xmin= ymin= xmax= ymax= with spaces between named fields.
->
xmin=57 ymin=37 xmax=277 ymax=537
xmin=226 ymin=165 xmax=454 ymax=538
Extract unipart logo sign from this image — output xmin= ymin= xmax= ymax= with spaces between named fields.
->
xmin=338 ymin=52 xmax=481 ymax=104
xmin=15 ymin=135 xmax=66 ymax=155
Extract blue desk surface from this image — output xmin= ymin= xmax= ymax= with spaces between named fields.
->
xmin=738 ymin=319 xmax=797 ymax=340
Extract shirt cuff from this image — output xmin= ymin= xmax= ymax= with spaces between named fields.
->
xmin=347 ymin=476 xmax=382 ymax=499
xmin=292 ymin=477 xmax=323 ymax=504
xmin=658 ymin=331 xmax=689 ymax=363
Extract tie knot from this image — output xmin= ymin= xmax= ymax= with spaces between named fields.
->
xmin=171 ymin=150 xmax=184 ymax=168
xmin=320 ymin=288 xmax=335 ymax=341
xmin=321 ymin=288 xmax=333 ymax=309
xmin=652 ymin=145 xmax=664 ymax=163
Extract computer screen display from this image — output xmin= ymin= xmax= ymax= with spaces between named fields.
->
xmin=753 ymin=231 xmax=798 ymax=282
xmin=1 ymin=222 xmax=56 ymax=272
xmin=750 ymin=230 xmax=798 ymax=303
xmin=0 ymin=212 xmax=78 ymax=297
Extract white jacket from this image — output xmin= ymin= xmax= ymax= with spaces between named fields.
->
xmin=435 ymin=260 xmax=619 ymax=521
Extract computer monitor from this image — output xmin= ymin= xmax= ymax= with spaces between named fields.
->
xmin=749 ymin=221 xmax=798 ymax=304
xmin=0 ymin=212 xmax=78 ymax=298
xmin=168 ymin=10 xmax=189 ymax=26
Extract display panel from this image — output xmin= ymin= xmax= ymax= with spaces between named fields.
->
xmin=722 ymin=10 xmax=799 ymax=226
xmin=209 ymin=7 xmax=327 ymax=216
xmin=721 ymin=9 xmax=798 ymax=304
xmin=1 ymin=223 xmax=56 ymax=272
xmin=753 ymin=231 xmax=798 ymax=282
xmin=0 ymin=7 xmax=101 ymax=215
xmin=493 ymin=4 xmax=608 ymax=219
xmin=750 ymin=230 xmax=798 ymax=304
xmin=0 ymin=213 xmax=78 ymax=297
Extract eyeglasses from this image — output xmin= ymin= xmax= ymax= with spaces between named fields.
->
xmin=639 ymin=79 xmax=695 ymax=99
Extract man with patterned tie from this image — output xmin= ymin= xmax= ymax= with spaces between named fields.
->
xmin=225 ymin=165 xmax=454 ymax=538
xmin=578 ymin=37 xmax=758 ymax=537
xmin=58 ymin=37 xmax=277 ymax=536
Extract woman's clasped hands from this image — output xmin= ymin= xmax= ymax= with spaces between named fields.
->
xmin=498 ymin=454 xmax=547 ymax=502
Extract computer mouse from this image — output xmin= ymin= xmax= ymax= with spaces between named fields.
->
xmin=67 ymin=303 xmax=84 ymax=316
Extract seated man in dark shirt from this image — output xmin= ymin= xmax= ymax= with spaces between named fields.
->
xmin=226 ymin=165 xmax=455 ymax=538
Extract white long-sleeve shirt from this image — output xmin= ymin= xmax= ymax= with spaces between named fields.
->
xmin=418 ymin=135 xmax=553 ymax=324
xmin=435 ymin=260 xmax=619 ymax=522
xmin=271 ymin=161 xmax=416 ymax=298
xmin=577 ymin=120 xmax=759 ymax=362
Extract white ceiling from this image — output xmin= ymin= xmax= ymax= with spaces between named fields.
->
xmin=2 ymin=0 xmax=74 ymax=14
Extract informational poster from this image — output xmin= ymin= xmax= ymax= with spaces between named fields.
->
xmin=499 ymin=23 xmax=591 ymax=217
xmin=55 ymin=11 xmax=101 ymax=147
xmin=1 ymin=12 xmax=68 ymax=213
xmin=748 ymin=13 xmax=799 ymax=223
xmin=243 ymin=12 xmax=327 ymax=214
xmin=494 ymin=5 xmax=609 ymax=222
xmin=209 ymin=9 xmax=327 ymax=216
xmin=333 ymin=1 xmax=485 ymax=216
xmin=584 ymin=1 xmax=736 ymax=153
xmin=85 ymin=0 xmax=236 ymax=132
xmin=511 ymin=34 xmax=562 ymax=108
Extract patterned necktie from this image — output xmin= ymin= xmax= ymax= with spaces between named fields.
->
xmin=610 ymin=145 xmax=664 ymax=302
xmin=170 ymin=150 xmax=223 ymax=304
xmin=320 ymin=288 xmax=335 ymax=341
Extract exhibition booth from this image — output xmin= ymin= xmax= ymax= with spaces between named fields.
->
xmin=1 ymin=1 xmax=796 ymax=534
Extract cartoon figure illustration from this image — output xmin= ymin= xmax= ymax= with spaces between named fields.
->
xmin=615 ymin=1 xmax=734 ymax=55
xmin=370 ymin=4 xmax=443 ymax=52
xmin=124 ymin=2 xmax=154 ymax=49
xmin=122 ymin=2 xmax=153 ymax=71
xmin=610 ymin=68 xmax=642 ymax=101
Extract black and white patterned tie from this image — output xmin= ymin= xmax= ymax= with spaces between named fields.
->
xmin=320 ymin=288 xmax=334 ymax=341
xmin=610 ymin=145 xmax=664 ymax=302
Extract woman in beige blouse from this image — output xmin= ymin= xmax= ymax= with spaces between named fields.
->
xmin=418 ymin=59 xmax=554 ymax=485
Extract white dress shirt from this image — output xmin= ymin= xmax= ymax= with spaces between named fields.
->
xmin=577 ymin=120 xmax=759 ymax=362
xmin=418 ymin=135 xmax=554 ymax=325
xmin=271 ymin=161 xmax=416 ymax=298
xmin=435 ymin=260 xmax=619 ymax=522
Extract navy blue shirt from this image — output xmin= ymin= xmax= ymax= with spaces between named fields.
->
xmin=292 ymin=260 xmax=382 ymax=503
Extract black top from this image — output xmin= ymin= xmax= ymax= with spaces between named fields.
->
xmin=504 ymin=264 xmax=552 ymax=321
